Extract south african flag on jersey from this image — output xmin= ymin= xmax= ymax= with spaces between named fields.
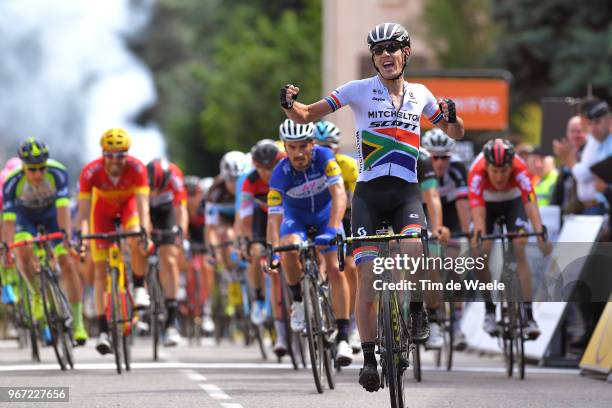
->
xmin=360 ymin=127 xmax=419 ymax=172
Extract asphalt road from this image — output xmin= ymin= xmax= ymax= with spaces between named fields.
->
xmin=0 ymin=336 xmax=610 ymax=408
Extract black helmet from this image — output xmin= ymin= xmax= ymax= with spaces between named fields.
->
xmin=251 ymin=139 xmax=283 ymax=167
xmin=18 ymin=138 xmax=49 ymax=165
xmin=483 ymin=139 xmax=515 ymax=167
xmin=367 ymin=22 xmax=410 ymax=49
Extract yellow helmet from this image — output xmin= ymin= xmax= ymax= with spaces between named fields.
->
xmin=274 ymin=140 xmax=286 ymax=153
xmin=100 ymin=128 xmax=131 ymax=152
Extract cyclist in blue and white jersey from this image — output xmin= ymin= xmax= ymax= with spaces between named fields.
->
xmin=266 ymin=119 xmax=354 ymax=367
xmin=279 ymin=22 xmax=464 ymax=391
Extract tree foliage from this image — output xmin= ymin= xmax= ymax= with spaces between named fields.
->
xmin=423 ymin=0 xmax=496 ymax=68
xmin=138 ymin=0 xmax=321 ymax=176
xmin=489 ymin=0 xmax=611 ymax=105
xmin=200 ymin=2 xmax=321 ymax=152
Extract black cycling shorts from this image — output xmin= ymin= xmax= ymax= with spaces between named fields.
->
xmin=442 ymin=201 xmax=462 ymax=234
xmin=351 ymin=176 xmax=426 ymax=265
xmin=151 ymin=203 xmax=177 ymax=245
xmin=188 ymin=223 xmax=204 ymax=245
xmin=252 ymin=207 xmax=267 ymax=241
xmin=342 ymin=209 xmax=352 ymax=255
xmin=485 ymin=197 xmax=529 ymax=233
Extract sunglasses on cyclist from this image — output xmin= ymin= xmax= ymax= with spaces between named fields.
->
xmin=432 ymin=155 xmax=451 ymax=161
xmin=371 ymin=42 xmax=403 ymax=56
xmin=103 ymin=151 xmax=128 ymax=159
xmin=25 ymin=165 xmax=47 ymax=173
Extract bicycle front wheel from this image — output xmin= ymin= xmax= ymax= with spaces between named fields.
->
xmin=40 ymin=270 xmax=67 ymax=370
xmin=19 ymin=277 xmax=40 ymax=362
xmin=304 ymin=276 xmax=324 ymax=394
xmin=381 ymin=288 xmax=400 ymax=408
xmin=514 ymin=303 xmax=526 ymax=380
xmin=110 ymin=268 xmax=122 ymax=374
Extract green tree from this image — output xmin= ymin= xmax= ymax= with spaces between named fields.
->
xmin=138 ymin=0 xmax=321 ymax=175
xmin=490 ymin=0 xmax=612 ymax=106
xmin=423 ymin=0 xmax=496 ymax=68
xmin=200 ymin=2 xmax=321 ymax=152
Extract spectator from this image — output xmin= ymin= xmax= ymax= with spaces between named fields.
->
xmin=526 ymin=147 xmax=558 ymax=207
xmin=589 ymin=101 xmax=612 ymax=233
xmin=551 ymin=116 xmax=588 ymax=215
xmin=553 ymin=99 xmax=608 ymax=215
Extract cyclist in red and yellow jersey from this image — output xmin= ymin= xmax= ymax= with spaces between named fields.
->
xmin=76 ymin=128 xmax=152 ymax=355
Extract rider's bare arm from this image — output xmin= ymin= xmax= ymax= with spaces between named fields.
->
xmin=328 ymin=182 xmax=346 ymax=230
xmin=136 ymin=192 xmax=151 ymax=234
xmin=266 ymin=213 xmax=282 ymax=249
xmin=176 ymin=202 xmax=189 ymax=237
xmin=436 ymin=117 xmax=464 ymax=140
xmin=77 ymin=198 xmax=91 ymax=235
xmin=56 ymin=205 xmax=73 ymax=241
xmin=455 ymin=199 xmax=471 ymax=234
xmin=524 ymin=201 xmax=544 ymax=234
xmin=422 ymin=188 xmax=443 ymax=231
xmin=283 ymin=99 xmax=333 ymax=124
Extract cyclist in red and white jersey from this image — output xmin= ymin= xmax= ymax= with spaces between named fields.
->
xmin=280 ymin=22 xmax=464 ymax=391
xmin=468 ymin=138 xmax=548 ymax=340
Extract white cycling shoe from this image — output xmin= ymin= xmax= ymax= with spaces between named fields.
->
xmin=336 ymin=340 xmax=353 ymax=367
xmin=425 ymin=322 xmax=444 ymax=350
xmin=290 ymin=302 xmax=305 ymax=332
xmin=134 ymin=287 xmax=151 ymax=309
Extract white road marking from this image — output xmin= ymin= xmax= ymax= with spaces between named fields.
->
xmin=179 ymin=369 xmax=207 ymax=382
xmin=220 ymin=404 xmax=245 ymax=408
xmin=198 ymin=383 xmax=230 ymax=400
xmin=0 ymin=361 xmax=580 ymax=376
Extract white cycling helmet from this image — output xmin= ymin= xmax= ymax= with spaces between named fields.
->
xmin=421 ymin=128 xmax=455 ymax=155
xmin=220 ymin=151 xmax=248 ymax=179
xmin=279 ymin=119 xmax=314 ymax=142
xmin=367 ymin=22 xmax=410 ymax=49
xmin=199 ymin=177 xmax=214 ymax=195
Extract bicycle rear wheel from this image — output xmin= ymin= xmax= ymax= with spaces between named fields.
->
xmin=40 ymin=270 xmax=67 ymax=370
xmin=304 ymin=276 xmax=324 ymax=393
xmin=110 ymin=268 xmax=122 ymax=374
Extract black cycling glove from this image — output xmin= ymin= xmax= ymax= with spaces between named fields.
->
xmin=440 ymin=98 xmax=457 ymax=123
xmin=280 ymin=84 xmax=298 ymax=109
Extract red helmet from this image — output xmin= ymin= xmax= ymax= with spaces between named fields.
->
xmin=147 ymin=159 xmax=171 ymax=191
xmin=483 ymin=138 xmax=515 ymax=167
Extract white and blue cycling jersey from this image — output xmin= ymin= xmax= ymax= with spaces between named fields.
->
xmin=267 ymin=145 xmax=343 ymax=242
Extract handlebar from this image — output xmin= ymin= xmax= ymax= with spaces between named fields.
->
xmin=7 ymin=231 xmax=66 ymax=249
xmin=477 ymin=226 xmax=548 ymax=243
xmin=335 ymin=228 xmax=427 ymax=272
xmin=79 ymin=229 xmax=146 ymax=242
xmin=426 ymin=231 xmax=472 ymax=243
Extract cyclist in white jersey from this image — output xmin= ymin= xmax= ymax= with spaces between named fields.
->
xmin=280 ymin=22 xmax=464 ymax=391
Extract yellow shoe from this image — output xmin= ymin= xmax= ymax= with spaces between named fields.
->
xmin=73 ymin=322 xmax=89 ymax=346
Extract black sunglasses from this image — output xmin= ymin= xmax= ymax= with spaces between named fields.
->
xmin=103 ymin=151 xmax=127 ymax=159
xmin=26 ymin=166 xmax=47 ymax=173
xmin=371 ymin=42 xmax=403 ymax=56
xmin=432 ymin=156 xmax=451 ymax=161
